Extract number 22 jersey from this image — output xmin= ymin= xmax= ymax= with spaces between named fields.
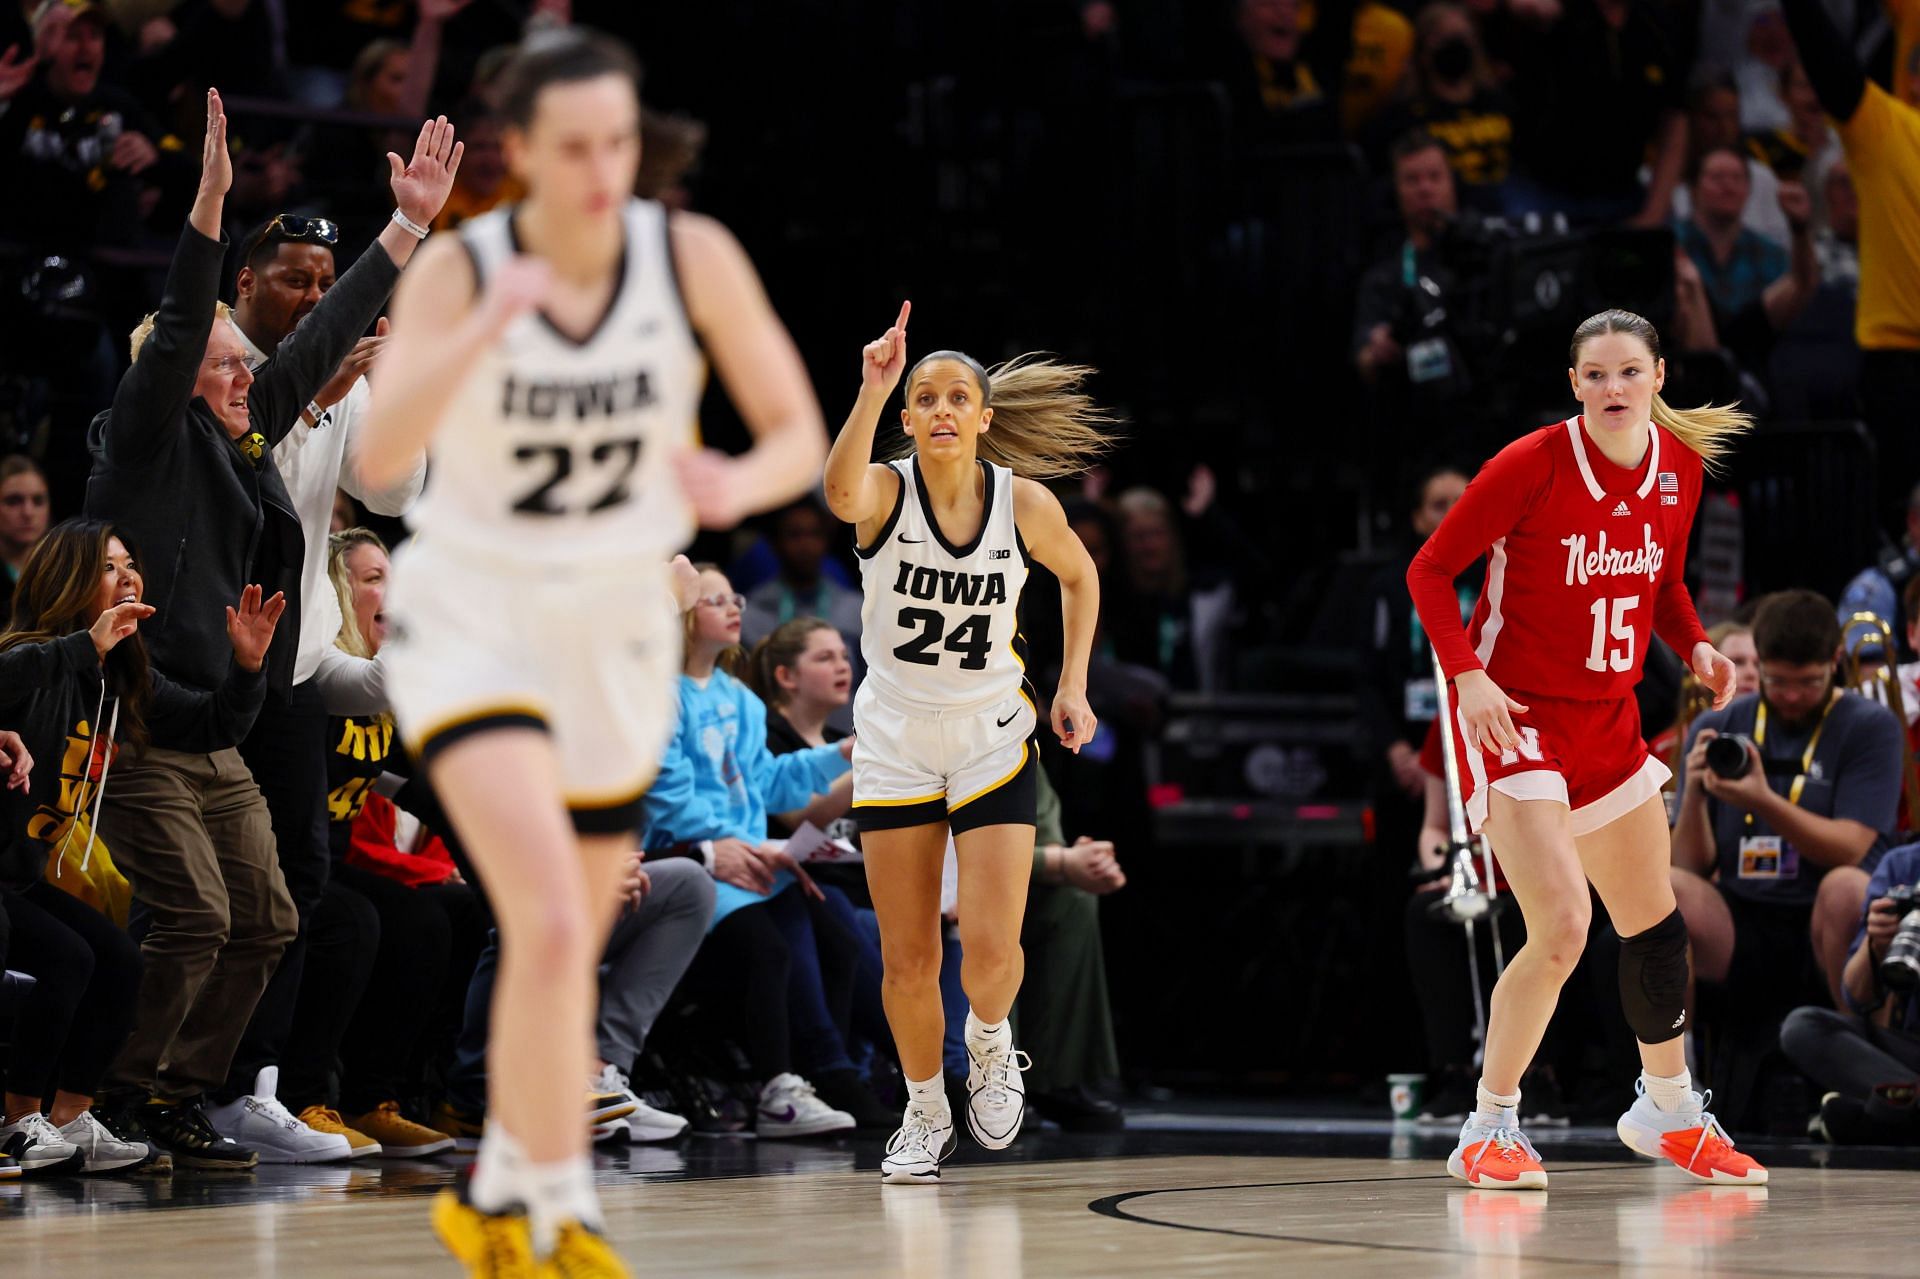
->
xmin=1408 ymin=417 xmax=1712 ymax=701
xmin=404 ymin=197 xmax=701 ymax=561
xmin=855 ymin=456 xmax=1030 ymax=712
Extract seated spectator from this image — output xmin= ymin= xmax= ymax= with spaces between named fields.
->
xmin=0 ymin=1 xmax=180 ymax=252
xmin=643 ymin=567 xmax=885 ymax=1135
xmin=1110 ymin=486 xmax=1234 ymax=691
xmin=740 ymin=497 xmax=865 ymax=732
xmin=1780 ymin=838 xmax=1920 ymax=1144
xmin=1364 ymin=2 xmax=1515 ymax=214
xmin=1308 ymin=0 xmax=1415 ymax=137
xmin=1813 ymin=157 xmax=1859 ymax=286
xmin=430 ymin=99 xmax=523 ymax=231
xmin=755 ymin=617 xmax=857 ymax=838
xmin=1671 ymin=590 xmax=1904 ymax=1025
xmin=0 ymin=456 xmax=51 ymax=622
xmin=1837 ymin=481 xmax=1920 ymax=668
xmin=1503 ymin=0 xmax=1686 ymax=226
xmin=1673 ymin=147 xmax=1818 ymax=371
xmin=0 ymin=518 xmax=281 ymax=1173
xmin=1671 ymin=71 xmax=1790 ymax=247
xmin=1217 ymin=0 xmax=1345 ymax=146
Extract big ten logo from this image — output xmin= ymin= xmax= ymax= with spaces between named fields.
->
xmin=988 ymin=548 xmax=1012 ymax=560
xmin=1498 ymin=727 xmax=1545 ymax=767
xmin=24 ymin=720 xmax=116 ymax=844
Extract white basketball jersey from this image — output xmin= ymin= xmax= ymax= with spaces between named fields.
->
xmin=856 ymin=457 xmax=1030 ymax=712
xmin=404 ymin=198 xmax=702 ymax=560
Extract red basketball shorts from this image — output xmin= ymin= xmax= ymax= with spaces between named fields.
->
xmin=1446 ymin=691 xmax=1670 ymax=837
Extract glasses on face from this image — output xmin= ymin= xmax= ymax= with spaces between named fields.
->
xmin=204 ymin=354 xmax=247 ymax=375
xmin=697 ymin=592 xmax=746 ymax=610
xmin=1759 ymin=669 xmax=1831 ymax=693
xmin=264 ymin=213 xmax=340 ymax=246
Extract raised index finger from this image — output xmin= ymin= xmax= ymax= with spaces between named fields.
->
xmin=895 ymin=300 xmax=910 ymax=332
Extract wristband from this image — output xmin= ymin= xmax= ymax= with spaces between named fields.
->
xmin=698 ymin=839 xmax=716 ymax=873
xmin=390 ymin=207 xmax=429 ymax=240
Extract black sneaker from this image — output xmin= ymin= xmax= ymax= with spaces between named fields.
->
xmin=94 ymin=1096 xmax=169 ymax=1174
xmin=1029 ymin=1084 xmax=1126 ymax=1132
xmin=1416 ymin=1074 xmax=1477 ymax=1128
xmin=144 ymin=1098 xmax=259 ymax=1169
xmin=1817 ymin=1083 xmax=1920 ymax=1145
xmin=810 ymin=1068 xmax=899 ymax=1132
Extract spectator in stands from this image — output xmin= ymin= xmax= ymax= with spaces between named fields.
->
xmin=1364 ymin=2 xmax=1514 ymax=214
xmin=1651 ymin=620 xmax=1761 ymax=777
xmin=1503 ymin=0 xmax=1687 ymax=227
xmin=1781 ymin=0 xmax=1920 ymax=528
xmin=1219 ymin=0 xmax=1345 ymax=145
xmin=431 ymin=100 xmax=522 ymax=230
xmin=0 ymin=0 xmax=178 ymax=252
xmin=1780 ymin=838 xmax=1920 ymax=1145
xmin=1836 ymin=480 xmax=1920 ymax=668
xmin=1671 ymin=590 xmax=1905 ymax=1024
xmin=643 ymin=567 xmax=883 ymax=1135
xmin=1814 ymin=156 xmax=1859 ymax=284
xmin=1354 ymin=131 xmax=1458 ymax=388
xmin=81 ymin=93 xmax=448 ymax=1165
xmin=1673 ymin=147 xmax=1819 ymax=370
xmin=1748 ymin=62 xmax=1841 ymax=192
xmin=1733 ymin=0 xmax=1797 ymax=135
xmin=0 ymin=518 xmax=282 ymax=1172
xmin=1110 ymin=486 xmax=1234 ymax=691
xmin=1672 ymin=71 xmax=1790 ymax=247
xmin=741 ymin=497 xmax=864 ymax=731
xmin=0 ymin=456 xmax=51 ymax=621
xmin=1767 ymin=150 xmax=1863 ymax=419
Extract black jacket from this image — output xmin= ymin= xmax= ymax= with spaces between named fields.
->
xmin=0 ymin=631 xmax=265 ymax=890
xmin=83 ymin=221 xmax=398 ymax=728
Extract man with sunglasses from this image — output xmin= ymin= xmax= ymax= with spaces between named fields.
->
xmin=79 ymin=90 xmax=460 ymax=1169
xmin=1671 ymin=589 xmax=1905 ymax=1038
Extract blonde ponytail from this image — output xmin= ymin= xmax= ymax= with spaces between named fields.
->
xmin=1649 ymin=392 xmax=1752 ymax=476
xmin=892 ymin=350 xmax=1119 ymax=479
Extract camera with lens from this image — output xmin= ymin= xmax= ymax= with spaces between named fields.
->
xmin=1704 ymin=733 xmax=1758 ymax=780
xmin=1877 ymin=884 xmax=1920 ymax=991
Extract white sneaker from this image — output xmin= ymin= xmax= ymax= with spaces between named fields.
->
xmin=756 ymin=1073 xmax=855 ymax=1138
xmin=1446 ymin=1109 xmax=1548 ymax=1189
xmin=881 ymin=1105 xmax=957 ymax=1184
xmin=589 ymin=1064 xmax=688 ymax=1143
xmin=963 ymin=1030 xmax=1031 ymax=1150
xmin=0 ymin=1111 xmax=82 ymax=1174
xmin=1617 ymin=1079 xmax=1768 ymax=1184
xmin=204 ymin=1067 xmax=352 ymax=1165
xmin=58 ymin=1110 xmax=151 ymax=1173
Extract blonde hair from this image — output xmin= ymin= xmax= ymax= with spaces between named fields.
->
xmin=683 ymin=562 xmax=749 ymax=679
xmin=1569 ymin=309 xmax=1752 ymax=474
xmin=327 ymin=527 xmax=388 ymax=660
xmin=130 ymin=300 xmax=234 ymax=364
xmin=889 ymin=351 xmax=1118 ymax=479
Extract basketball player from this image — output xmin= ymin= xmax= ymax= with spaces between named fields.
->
xmin=824 ymin=303 xmax=1108 ymax=1184
xmin=357 ymin=30 xmax=827 ymax=1275
xmin=1407 ymin=310 xmax=1768 ymax=1189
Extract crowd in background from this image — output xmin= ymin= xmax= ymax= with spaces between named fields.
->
xmin=0 ymin=0 xmax=1918 ymax=1176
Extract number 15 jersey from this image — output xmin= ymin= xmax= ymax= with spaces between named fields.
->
xmin=404 ymin=198 xmax=701 ymax=561
xmin=855 ymin=456 xmax=1031 ymax=712
xmin=1408 ymin=417 xmax=1712 ymax=702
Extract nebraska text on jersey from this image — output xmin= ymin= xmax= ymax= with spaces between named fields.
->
xmin=1562 ymin=524 xmax=1666 ymax=586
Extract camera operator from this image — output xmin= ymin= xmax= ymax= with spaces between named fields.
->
xmin=1671 ymin=590 xmax=1905 ymax=1017
xmin=1354 ymin=131 xmax=1459 ymax=390
xmin=1779 ymin=838 xmax=1920 ymax=1145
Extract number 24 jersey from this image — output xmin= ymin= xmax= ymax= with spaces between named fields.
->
xmin=855 ymin=457 xmax=1031 ymax=712
xmin=404 ymin=197 xmax=701 ymax=560
xmin=1408 ymin=417 xmax=1712 ymax=701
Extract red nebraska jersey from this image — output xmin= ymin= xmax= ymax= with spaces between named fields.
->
xmin=1408 ymin=417 xmax=1711 ymax=701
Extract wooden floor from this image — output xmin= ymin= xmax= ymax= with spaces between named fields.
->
xmin=7 ymin=1126 xmax=1919 ymax=1277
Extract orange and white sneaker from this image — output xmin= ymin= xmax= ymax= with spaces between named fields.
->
xmin=1447 ymin=1112 xmax=1548 ymax=1190
xmin=1616 ymin=1080 xmax=1767 ymax=1184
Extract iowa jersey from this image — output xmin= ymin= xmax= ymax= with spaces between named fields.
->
xmin=855 ymin=457 xmax=1029 ymax=712
xmin=404 ymin=198 xmax=702 ymax=560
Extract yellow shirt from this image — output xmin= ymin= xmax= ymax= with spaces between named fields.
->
xmin=1299 ymin=0 xmax=1415 ymax=134
xmin=431 ymin=175 xmax=528 ymax=232
xmin=1838 ymin=83 xmax=1920 ymax=349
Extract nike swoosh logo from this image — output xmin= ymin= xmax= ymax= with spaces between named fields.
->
xmin=760 ymin=1105 xmax=798 ymax=1123
xmin=899 ymin=536 xmax=925 ymax=544
xmin=996 ymin=711 xmax=1019 ymax=728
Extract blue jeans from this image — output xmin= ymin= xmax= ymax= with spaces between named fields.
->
xmin=761 ymin=886 xmax=857 ymax=1077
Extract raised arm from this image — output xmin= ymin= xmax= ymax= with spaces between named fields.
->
xmin=669 ymin=213 xmax=829 ymax=529
xmin=1016 ymin=478 xmax=1101 ymax=753
xmin=825 ymin=302 xmax=910 ymax=538
xmin=1762 ymin=180 xmax=1820 ymax=333
xmin=251 ymin=119 xmax=463 ymax=439
xmin=100 ymin=90 xmax=230 ymax=468
xmin=1780 ymin=0 xmax=1868 ymax=122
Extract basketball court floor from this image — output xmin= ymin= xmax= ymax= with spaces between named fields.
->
xmin=7 ymin=1110 xmax=1917 ymax=1277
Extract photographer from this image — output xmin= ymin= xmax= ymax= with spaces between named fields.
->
xmin=1671 ymin=590 xmax=1905 ymax=1016
xmin=1354 ymin=131 xmax=1458 ymax=389
xmin=1779 ymin=838 xmax=1920 ymax=1145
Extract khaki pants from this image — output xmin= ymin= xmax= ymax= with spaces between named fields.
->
xmin=103 ymin=745 xmax=297 ymax=1099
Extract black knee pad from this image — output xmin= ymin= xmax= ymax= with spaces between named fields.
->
xmin=1618 ymin=908 xmax=1691 ymax=1044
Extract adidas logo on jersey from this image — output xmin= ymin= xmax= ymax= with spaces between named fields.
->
xmin=1612 ymin=501 xmax=1631 ymax=517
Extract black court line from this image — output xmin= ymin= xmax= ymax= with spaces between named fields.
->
xmin=1087 ymin=1168 xmax=1846 ymax=1278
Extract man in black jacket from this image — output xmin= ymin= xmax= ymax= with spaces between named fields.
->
xmin=84 ymin=90 xmax=459 ymax=1168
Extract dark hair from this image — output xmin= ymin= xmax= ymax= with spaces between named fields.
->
xmin=1 ymin=519 xmax=152 ymax=745
xmin=236 ymin=214 xmax=340 ymax=279
xmin=1390 ymin=129 xmax=1448 ymax=168
xmin=748 ymin=616 xmax=840 ymax=709
xmin=1567 ymin=309 xmax=1750 ymax=471
xmin=1752 ymin=589 xmax=1842 ymax=667
xmin=1685 ymin=68 xmax=1738 ymax=113
xmin=1689 ymin=144 xmax=1749 ymax=185
xmin=496 ymin=28 xmax=642 ymax=130
xmin=1 ymin=454 xmax=46 ymax=488
xmin=771 ymin=495 xmax=829 ymax=536
xmin=1903 ymin=573 xmax=1920 ymax=629
xmin=1411 ymin=462 xmax=1468 ymax=510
